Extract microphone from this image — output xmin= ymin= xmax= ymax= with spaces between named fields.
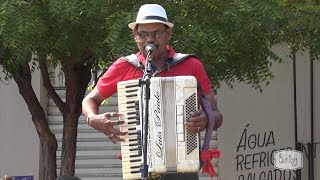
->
xmin=145 ymin=43 xmax=156 ymax=53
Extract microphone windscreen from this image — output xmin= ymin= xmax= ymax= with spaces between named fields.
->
xmin=145 ymin=43 xmax=156 ymax=53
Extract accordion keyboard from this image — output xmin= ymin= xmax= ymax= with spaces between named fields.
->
xmin=118 ymin=79 xmax=142 ymax=180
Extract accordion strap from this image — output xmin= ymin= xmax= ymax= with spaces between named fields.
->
xmin=197 ymin=84 xmax=215 ymax=151
xmin=122 ymin=53 xmax=197 ymax=76
xmin=198 ymin=84 xmax=220 ymax=177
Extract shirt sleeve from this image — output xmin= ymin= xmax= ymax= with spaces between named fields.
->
xmin=192 ymin=58 xmax=213 ymax=95
xmin=97 ymin=59 xmax=131 ymax=98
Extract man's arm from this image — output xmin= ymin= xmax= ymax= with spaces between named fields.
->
xmin=185 ymin=91 xmax=223 ymax=133
xmin=82 ymin=87 xmax=126 ymax=144
xmin=205 ymin=92 xmax=223 ymax=129
xmin=82 ymin=88 xmax=105 ymax=118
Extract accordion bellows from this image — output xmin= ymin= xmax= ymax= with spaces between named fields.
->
xmin=118 ymin=76 xmax=200 ymax=180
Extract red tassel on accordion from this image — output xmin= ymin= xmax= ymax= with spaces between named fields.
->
xmin=200 ymin=149 xmax=220 ymax=177
xmin=118 ymin=152 xmax=122 ymax=160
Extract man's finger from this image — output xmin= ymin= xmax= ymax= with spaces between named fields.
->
xmin=105 ymin=112 xmax=121 ymax=118
xmin=108 ymin=120 xmax=126 ymax=125
xmin=110 ymin=128 xmax=127 ymax=136
xmin=107 ymin=133 xmax=126 ymax=144
xmin=190 ymin=109 xmax=202 ymax=117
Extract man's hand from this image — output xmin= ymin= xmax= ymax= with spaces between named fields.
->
xmin=185 ymin=108 xmax=208 ymax=133
xmin=88 ymin=112 xmax=127 ymax=144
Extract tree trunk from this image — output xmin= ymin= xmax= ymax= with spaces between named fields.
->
xmin=59 ymin=58 xmax=92 ymax=176
xmin=12 ymin=62 xmax=58 ymax=180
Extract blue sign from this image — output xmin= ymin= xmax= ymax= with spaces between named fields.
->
xmin=13 ymin=176 xmax=34 ymax=180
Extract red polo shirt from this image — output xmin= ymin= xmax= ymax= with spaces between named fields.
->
xmin=97 ymin=46 xmax=212 ymax=98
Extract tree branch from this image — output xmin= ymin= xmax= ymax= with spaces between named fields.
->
xmin=11 ymin=59 xmax=58 ymax=180
xmin=39 ymin=55 xmax=66 ymax=116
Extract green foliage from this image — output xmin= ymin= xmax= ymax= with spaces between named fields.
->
xmin=0 ymin=0 xmax=139 ymax=69
xmin=0 ymin=0 xmax=46 ymax=73
xmin=1 ymin=0 xmax=320 ymax=90
xmin=43 ymin=0 xmax=138 ymax=62
xmin=163 ymin=0 xmax=287 ymax=89
xmin=163 ymin=0 xmax=320 ymax=89
xmin=281 ymin=1 xmax=320 ymax=60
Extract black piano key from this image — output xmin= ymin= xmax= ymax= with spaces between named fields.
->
xmin=126 ymin=100 xmax=136 ymax=104
xmin=128 ymin=131 xmax=139 ymax=135
xmin=129 ymin=143 xmax=139 ymax=146
xmin=126 ymin=94 xmax=137 ymax=98
xmin=130 ymin=154 xmax=141 ymax=158
xmin=127 ymin=105 xmax=136 ymax=109
xmin=131 ymin=170 xmax=141 ymax=174
xmin=130 ymin=159 xmax=141 ymax=163
xmin=128 ymin=140 xmax=140 ymax=144
xmin=126 ymin=89 xmax=138 ymax=93
xmin=130 ymin=147 xmax=139 ymax=151
xmin=127 ymin=112 xmax=136 ymax=115
xmin=130 ymin=165 xmax=140 ymax=169
xmin=129 ymin=138 xmax=138 ymax=142
xmin=128 ymin=132 xmax=137 ymax=135
xmin=128 ymin=127 xmax=136 ymax=131
xmin=128 ymin=131 xmax=137 ymax=135
xmin=126 ymin=84 xmax=139 ymax=88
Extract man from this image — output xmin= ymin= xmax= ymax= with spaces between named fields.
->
xmin=82 ymin=4 xmax=223 ymax=180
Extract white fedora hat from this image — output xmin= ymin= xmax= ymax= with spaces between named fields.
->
xmin=128 ymin=4 xmax=174 ymax=30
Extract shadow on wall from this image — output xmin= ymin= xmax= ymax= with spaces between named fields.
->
xmin=0 ymin=175 xmax=82 ymax=180
xmin=56 ymin=176 xmax=81 ymax=180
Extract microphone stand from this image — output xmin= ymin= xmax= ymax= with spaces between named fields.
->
xmin=140 ymin=50 xmax=152 ymax=180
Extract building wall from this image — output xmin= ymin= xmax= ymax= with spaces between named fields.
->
xmin=0 ymin=68 xmax=41 ymax=179
xmin=217 ymin=44 xmax=320 ymax=180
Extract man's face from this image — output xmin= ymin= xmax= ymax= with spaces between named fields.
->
xmin=133 ymin=23 xmax=172 ymax=61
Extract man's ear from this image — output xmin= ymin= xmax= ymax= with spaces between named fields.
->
xmin=132 ymin=30 xmax=137 ymax=40
xmin=167 ymin=28 xmax=173 ymax=40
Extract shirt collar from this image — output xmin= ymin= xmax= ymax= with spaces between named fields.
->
xmin=136 ymin=45 xmax=175 ymax=65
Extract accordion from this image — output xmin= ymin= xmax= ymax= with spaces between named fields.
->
xmin=117 ymin=76 xmax=200 ymax=180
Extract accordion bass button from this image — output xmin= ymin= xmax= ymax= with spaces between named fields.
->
xmin=177 ymin=115 xmax=184 ymax=124
xmin=177 ymin=124 xmax=184 ymax=134
xmin=177 ymin=123 xmax=184 ymax=142
xmin=178 ymin=133 xmax=184 ymax=142
xmin=176 ymin=105 xmax=184 ymax=115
